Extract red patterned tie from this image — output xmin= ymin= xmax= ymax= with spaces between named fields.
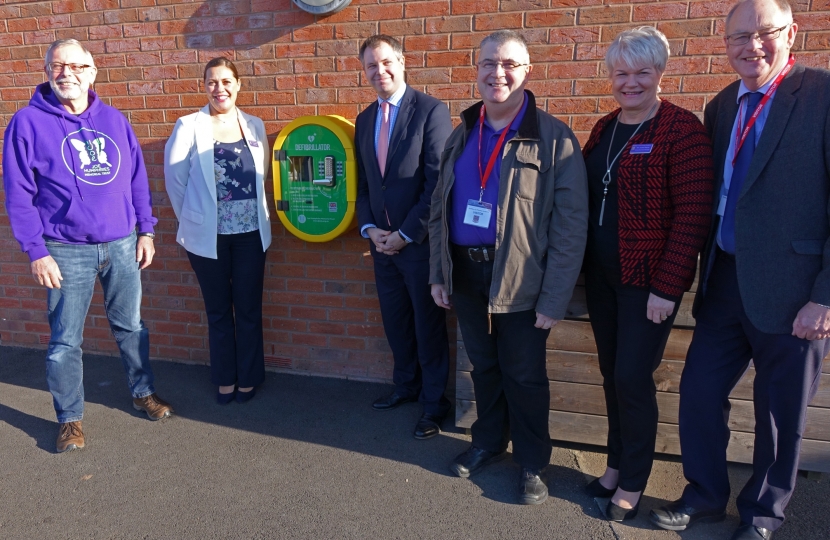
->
xmin=377 ymin=100 xmax=390 ymax=176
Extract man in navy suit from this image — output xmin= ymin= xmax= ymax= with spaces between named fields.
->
xmin=650 ymin=1 xmax=830 ymax=539
xmin=355 ymin=35 xmax=453 ymax=439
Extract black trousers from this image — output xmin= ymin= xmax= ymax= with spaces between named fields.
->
xmin=584 ymin=261 xmax=677 ymax=492
xmin=373 ymin=253 xmax=450 ymax=416
xmin=187 ymin=231 xmax=267 ymax=388
xmin=452 ymin=246 xmax=552 ymax=470
xmin=679 ymin=251 xmax=828 ymax=531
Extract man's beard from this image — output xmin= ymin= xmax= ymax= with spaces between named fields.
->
xmin=49 ymin=78 xmax=84 ymax=101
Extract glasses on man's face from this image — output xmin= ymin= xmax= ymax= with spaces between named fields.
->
xmin=726 ymin=24 xmax=790 ymax=46
xmin=47 ymin=62 xmax=92 ymax=75
xmin=477 ymin=60 xmax=530 ymax=73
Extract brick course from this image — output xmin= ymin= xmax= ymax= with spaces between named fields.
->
xmin=0 ymin=0 xmax=827 ymax=382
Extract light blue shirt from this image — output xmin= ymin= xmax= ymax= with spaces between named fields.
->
xmin=716 ymin=73 xmax=780 ymax=249
xmin=362 ymin=83 xmax=412 ymax=241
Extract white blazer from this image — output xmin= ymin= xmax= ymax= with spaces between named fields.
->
xmin=164 ymin=106 xmax=272 ymax=259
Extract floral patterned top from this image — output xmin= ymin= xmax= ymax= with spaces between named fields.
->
xmin=213 ymin=139 xmax=258 ymax=235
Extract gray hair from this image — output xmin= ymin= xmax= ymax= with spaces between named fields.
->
xmin=605 ymin=26 xmax=670 ymax=73
xmin=725 ymin=0 xmax=792 ymax=30
xmin=45 ymin=39 xmax=95 ymax=67
xmin=479 ymin=30 xmax=530 ymax=63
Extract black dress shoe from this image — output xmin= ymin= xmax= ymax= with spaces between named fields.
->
xmin=449 ymin=445 xmax=507 ymax=478
xmin=606 ymin=499 xmax=639 ymax=522
xmin=585 ymin=477 xmax=616 ymax=498
xmin=372 ymin=392 xmax=414 ymax=411
xmin=413 ymin=413 xmax=444 ymax=440
xmin=519 ymin=468 xmax=548 ymax=505
xmin=730 ymin=524 xmax=773 ymax=540
xmin=649 ymin=499 xmax=726 ymax=531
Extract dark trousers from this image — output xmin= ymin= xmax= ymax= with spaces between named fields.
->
xmin=584 ymin=263 xmax=677 ymax=492
xmin=451 ymin=247 xmax=552 ymax=470
xmin=373 ymin=253 xmax=450 ymax=416
xmin=187 ymin=231 xmax=267 ymax=388
xmin=679 ymin=251 xmax=828 ymax=531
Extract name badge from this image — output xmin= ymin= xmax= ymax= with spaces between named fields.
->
xmin=630 ymin=143 xmax=653 ymax=154
xmin=463 ymin=200 xmax=492 ymax=229
xmin=248 ymin=140 xmax=259 ymax=147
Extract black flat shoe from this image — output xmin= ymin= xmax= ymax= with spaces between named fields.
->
xmin=585 ymin=478 xmax=616 ymax=498
xmin=217 ymin=390 xmax=236 ymax=405
xmin=372 ymin=392 xmax=414 ymax=411
xmin=449 ymin=445 xmax=507 ymax=478
xmin=519 ymin=468 xmax=548 ymax=505
xmin=730 ymin=524 xmax=773 ymax=540
xmin=649 ymin=499 xmax=726 ymax=531
xmin=413 ymin=413 xmax=444 ymax=440
xmin=606 ymin=499 xmax=639 ymax=522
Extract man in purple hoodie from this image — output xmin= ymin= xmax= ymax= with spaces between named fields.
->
xmin=3 ymin=39 xmax=174 ymax=453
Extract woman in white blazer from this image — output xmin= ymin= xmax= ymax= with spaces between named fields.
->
xmin=164 ymin=58 xmax=271 ymax=404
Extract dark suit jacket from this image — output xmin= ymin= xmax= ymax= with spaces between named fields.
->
xmin=356 ymin=86 xmax=452 ymax=261
xmin=697 ymin=64 xmax=830 ymax=333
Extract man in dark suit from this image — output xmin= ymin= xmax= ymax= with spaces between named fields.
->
xmin=650 ymin=1 xmax=830 ymax=539
xmin=355 ymin=35 xmax=453 ymax=440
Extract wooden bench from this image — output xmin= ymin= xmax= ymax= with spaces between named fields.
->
xmin=454 ymin=278 xmax=830 ymax=473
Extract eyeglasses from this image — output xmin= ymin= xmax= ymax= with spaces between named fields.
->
xmin=726 ymin=24 xmax=790 ymax=46
xmin=477 ymin=61 xmax=530 ymax=72
xmin=47 ymin=62 xmax=93 ymax=74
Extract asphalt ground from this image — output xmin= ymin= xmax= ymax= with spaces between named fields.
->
xmin=1 ymin=345 xmax=827 ymax=539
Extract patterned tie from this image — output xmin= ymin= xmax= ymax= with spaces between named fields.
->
xmin=721 ymin=91 xmax=762 ymax=254
xmin=377 ymin=100 xmax=390 ymax=176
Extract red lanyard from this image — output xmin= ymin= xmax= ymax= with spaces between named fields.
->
xmin=478 ymin=104 xmax=521 ymax=199
xmin=732 ymin=55 xmax=795 ymax=166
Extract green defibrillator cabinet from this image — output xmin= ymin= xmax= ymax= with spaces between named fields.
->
xmin=272 ymin=115 xmax=357 ymax=242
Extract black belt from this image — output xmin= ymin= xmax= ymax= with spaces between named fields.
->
xmin=453 ymin=244 xmax=496 ymax=263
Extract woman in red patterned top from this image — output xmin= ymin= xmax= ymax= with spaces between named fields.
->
xmin=581 ymin=27 xmax=714 ymax=522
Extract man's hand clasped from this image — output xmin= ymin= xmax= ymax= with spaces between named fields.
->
xmin=367 ymin=227 xmax=406 ymax=255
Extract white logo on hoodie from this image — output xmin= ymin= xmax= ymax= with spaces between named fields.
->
xmin=61 ymin=127 xmax=122 ymax=185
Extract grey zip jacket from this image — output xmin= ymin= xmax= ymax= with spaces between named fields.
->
xmin=428 ymin=91 xmax=589 ymax=320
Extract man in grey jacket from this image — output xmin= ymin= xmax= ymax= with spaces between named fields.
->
xmin=429 ymin=30 xmax=589 ymax=505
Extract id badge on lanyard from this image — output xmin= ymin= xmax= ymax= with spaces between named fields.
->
xmin=466 ymin=104 xmax=520 ymax=229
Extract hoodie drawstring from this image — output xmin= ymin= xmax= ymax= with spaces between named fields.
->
xmin=59 ymin=115 xmax=85 ymax=201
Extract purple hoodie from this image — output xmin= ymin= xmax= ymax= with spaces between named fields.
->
xmin=3 ymin=83 xmax=156 ymax=262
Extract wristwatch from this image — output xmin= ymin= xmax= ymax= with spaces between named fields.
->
xmin=137 ymin=232 xmax=155 ymax=239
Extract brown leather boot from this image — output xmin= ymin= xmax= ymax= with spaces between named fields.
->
xmin=132 ymin=393 xmax=173 ymax=420
xmin=56 ymin=421 xmax=85 ymax=453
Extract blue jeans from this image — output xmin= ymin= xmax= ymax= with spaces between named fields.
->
xmin=45 ymin=231 xmax=155 ymax=423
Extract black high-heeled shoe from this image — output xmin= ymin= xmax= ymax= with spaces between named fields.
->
xmin=606 ymin=499 xmax=640 ymax=522
xmin=235 ymin=387 xmax=256 ymax=403
xmin=585 ymin=478 xmax=616 ymax=498
xmin=217 ymin=389 xmax=236 ymax=405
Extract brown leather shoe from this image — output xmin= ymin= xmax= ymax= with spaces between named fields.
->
xmin=56 ymin=421 xmax=85 ymax=453
xmin=132 ymin=393 xmax=173 ymax=420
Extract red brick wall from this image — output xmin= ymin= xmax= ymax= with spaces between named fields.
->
xmin=1 ymin=0 xmax=828 ymax=381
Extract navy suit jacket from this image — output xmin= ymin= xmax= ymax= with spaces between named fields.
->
xmin=697 ymin=64 xmax=830 ymax=334
xmin=356 ymin=86 xmax=452 ymax=261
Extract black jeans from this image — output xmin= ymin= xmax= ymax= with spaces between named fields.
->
xmin=584 ymin=261 xmax=676 ymax=492
xmin=452 ymin=246 xmax=552 ymax=470
xmin=187 ymin=231 xmax=267 ymax=388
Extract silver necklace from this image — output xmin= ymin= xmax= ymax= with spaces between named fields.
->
xmin=600 ymin=101 xmax=659 ymax=226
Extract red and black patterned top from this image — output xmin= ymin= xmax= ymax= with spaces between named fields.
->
xmin=582 ymin=100 xmax=715 ymax=300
